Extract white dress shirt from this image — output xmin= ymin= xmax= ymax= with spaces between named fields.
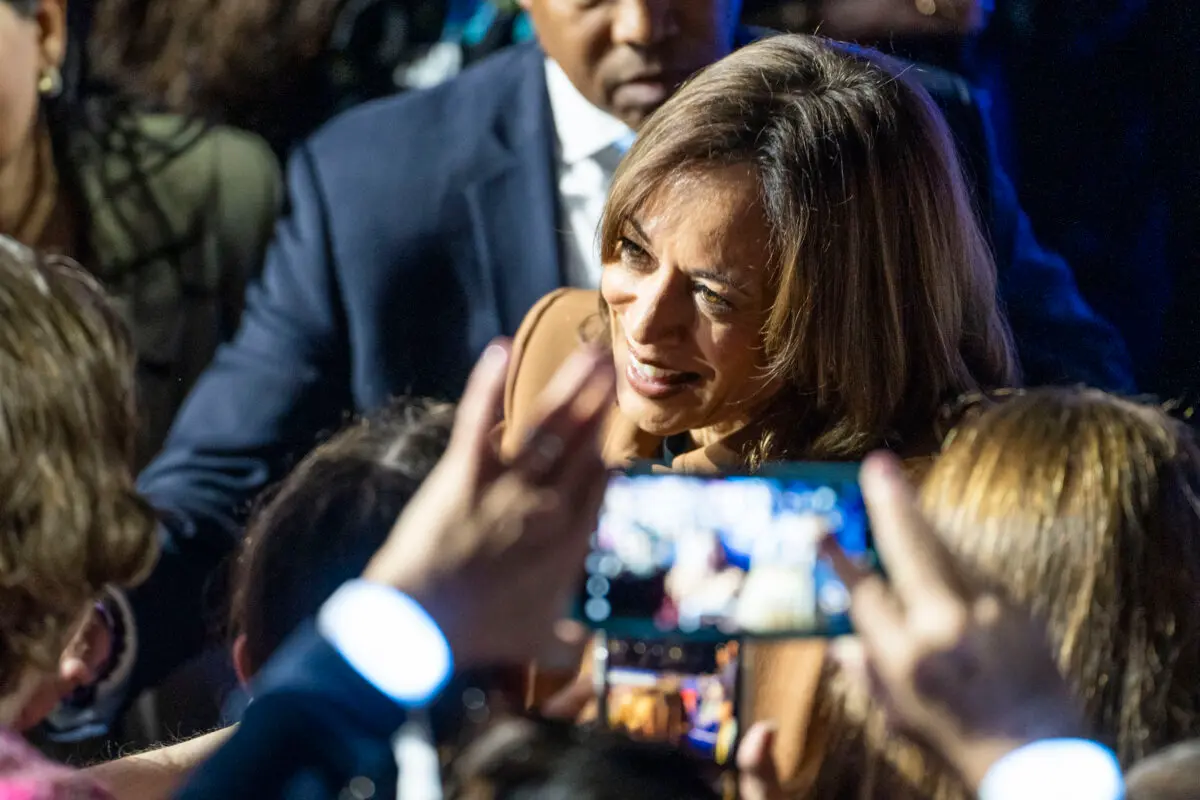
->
xmin=544 ymin=59 xmax=635 ymax=289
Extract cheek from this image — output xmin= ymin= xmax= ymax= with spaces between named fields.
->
xmin=700 ymin=325 xmax=768 ymax=395
xmin=0 ymin=48 xmax=40 ymax=162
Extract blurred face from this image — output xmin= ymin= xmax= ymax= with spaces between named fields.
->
xmin=521 ymin=0 xmax=742 ymax=129
xmin=602 ymin=164 xmax=781 ymax=445
xmin=0 ymin=2 xmax=43 ymax=165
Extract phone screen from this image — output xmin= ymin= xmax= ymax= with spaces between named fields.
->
xmin=599 ymin=637 xmax=740 ymax=766
xmin=577 ymin=463 xmax=870 ymax=639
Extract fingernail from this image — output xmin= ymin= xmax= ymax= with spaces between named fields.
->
xmin=481 ymin=340 xmax=510 ymax=367
xmin=861 ymin=452 xmax=898 ymax=493
xmin=828 ymin=636 xmax=864 ymax=669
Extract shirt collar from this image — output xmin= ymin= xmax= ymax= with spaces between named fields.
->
xmin=544 ymin=58 xmax=634 ymax=166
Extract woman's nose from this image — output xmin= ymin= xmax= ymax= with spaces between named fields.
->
xmin=626 ymin=274 xmax=690 ymax=345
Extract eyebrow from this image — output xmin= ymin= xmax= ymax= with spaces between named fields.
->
xmin=625 ymin=218 xmax=747 ymax=293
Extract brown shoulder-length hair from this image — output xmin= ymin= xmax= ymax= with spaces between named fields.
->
xmin=599 ymin=34 xmax=1018 ymax=462
xmin=0 ymin=237 xmax=158 ymax=693
xmin=804 ymin=388 xmax=1200 ymax=799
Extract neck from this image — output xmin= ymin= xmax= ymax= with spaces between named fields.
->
xmin=0 ymin=132 xmax=40 ymax=237
xmin=0 ymin=119 xmax=56 ymax=244
xmin=689 ymin=401 xmax=774 ymax=451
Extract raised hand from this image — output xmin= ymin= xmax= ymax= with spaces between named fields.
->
xmin=363 ymin=340 xmax=615 ymax=669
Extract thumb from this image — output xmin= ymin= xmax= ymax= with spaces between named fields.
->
xmin=738 ymin=722 xmax=784 ymax=800
xmin=449 ymin=340 xmax=511 ymax=465
xmin=540 ymin=672 xmax=596 ymax=722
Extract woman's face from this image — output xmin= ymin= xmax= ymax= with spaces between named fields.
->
xmin=0 ymin=3 xmax=43 ymax=165
xmin=602 ymin=163 xmax=781 ymax=443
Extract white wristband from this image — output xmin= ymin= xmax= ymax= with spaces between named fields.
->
xmin=318 ymin=580 xmax=453 ymax=707
xmin=978 ymin=739 xmax=1124 ymax=800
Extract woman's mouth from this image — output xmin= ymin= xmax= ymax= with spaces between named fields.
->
xmin=626 ymin=352 xmax=701 ymax=400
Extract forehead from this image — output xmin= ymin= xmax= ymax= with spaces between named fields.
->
xmin=634 ymin=163 xmax=773 ymax=275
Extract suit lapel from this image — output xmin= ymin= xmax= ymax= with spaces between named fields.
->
xmin=464 ymin=44 xmax=562 ymax=336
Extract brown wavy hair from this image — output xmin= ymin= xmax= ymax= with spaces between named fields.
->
xmin=599 ymin=34 xmax=1018 ymax=464
xmin=803 ymin=388 xmax=1200 ymax=798
xmin=0 ymin=237 xmax=158 ymax=692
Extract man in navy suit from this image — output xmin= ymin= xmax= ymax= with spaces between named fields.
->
xmin=54 ymin=0 xmax=1132 ymax=730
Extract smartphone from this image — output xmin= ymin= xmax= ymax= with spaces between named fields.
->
xmin=596 ymin=635 xmax=742 ymax=767
xmin=577 ymin=462 xmax=871 ymax=640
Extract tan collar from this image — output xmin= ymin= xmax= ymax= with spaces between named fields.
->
xmin=600 ymin=406 xmax=940 ymax=483
xmin=599 ymin=410 xmax=753 ymax=473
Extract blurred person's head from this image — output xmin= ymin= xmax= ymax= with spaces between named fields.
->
xmin=806 ymin=388 xmax=1200 ymax=798
xmin=447 ymin=717 xmax=719 ymax=800
xmin=521 ymin=0 xmax=742 ymax=129
xmin=88 ymin=0 xmax=340 ymax=144
xmin=229 ymin=399 xmax=453 ymax=683
xmin=1127 ymin=740 xmax=1200 ymax=800
xmin=0 ymin=235 xmax=157 ymax=728
xmin=598 ymin=34 xmax=1016 ymax=463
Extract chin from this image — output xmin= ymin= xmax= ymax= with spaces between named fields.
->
xmin=615 ymin=382 xmax=697 ymax=438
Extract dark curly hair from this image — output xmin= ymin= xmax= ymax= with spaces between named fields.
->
xmin=0 ymin=237 xmax=158 ymax=693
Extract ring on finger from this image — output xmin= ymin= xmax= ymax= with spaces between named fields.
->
xmin=523 ymin=429 xmax=566 ymax=475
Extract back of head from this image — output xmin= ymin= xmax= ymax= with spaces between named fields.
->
xmin=923 ymin=389 xmax=1200 ymax=762
xmin=602 ymin=34 xmax=1017 ymax=460
xmin=447 ymin=718 xmax=719 ymax=800
xmin=1127 ymin=740 xmax=1200 ymax=800
xmin=805 ymin=388 xmax=1200 ymax=798
xmin=230 ymin=399 xmax=454 ymax=677
xmin=0 ymin=236 xmax=157 ymax=693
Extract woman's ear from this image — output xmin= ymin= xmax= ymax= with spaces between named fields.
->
xmin=231 ymin=633 xmax=253 ymax=688
xmin=34 ymin=0 xmax=68 ymax=71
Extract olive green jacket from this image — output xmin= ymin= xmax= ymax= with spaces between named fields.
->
xmin=70 ymin=114 xmax=280 ymax=465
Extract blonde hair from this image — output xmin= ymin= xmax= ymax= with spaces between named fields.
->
xmin=599 ymin=35 xmax=1018 ymax=463
xmin=805 ymin=389 xmax=1200 ymax=798
xmin=0 ymin=237 xmax=158 ymax=692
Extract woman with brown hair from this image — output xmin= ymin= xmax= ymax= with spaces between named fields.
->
xmin=804 ymin=388 xmax=1200 ymax=798
xmin=0 ymin=0 xmax=278 ymax=466
xmin=501 ymin=33 xmax=1016 ymax=469
xmin=500 ymin=32 xmax=1018 ymax=777
xmin=0 ymin=236 xmax=157 ymax=794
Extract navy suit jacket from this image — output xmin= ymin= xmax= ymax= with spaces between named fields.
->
xmin=134 ymin=39 xmax=1133 ymax=694
xmin=176 ymin=623 xmax=404 ymax=800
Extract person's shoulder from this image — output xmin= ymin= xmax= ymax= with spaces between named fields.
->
xmin=518 ymin=288 xmax=601 ymax=337
xmin=74 ymin=111 xmax=278 ymax=189
xmin=306 ymin=41 xmax=543 ymax=157
xmin=894 ymin=60 xmax=974 ymax=109
xmin=502 ymin=289 xmax=602 ymax=455
xmin=72 ymin=111 xmax=280 ymax=251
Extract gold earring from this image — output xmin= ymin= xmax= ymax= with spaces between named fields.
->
xmin=37 ymin=66 xmax=63 ymax=98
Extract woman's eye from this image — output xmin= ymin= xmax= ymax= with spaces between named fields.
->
xmin=617 ymin=237 xmax=651 ymax=266
xmin=696 ymin=285 xmax=733 ymax=311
